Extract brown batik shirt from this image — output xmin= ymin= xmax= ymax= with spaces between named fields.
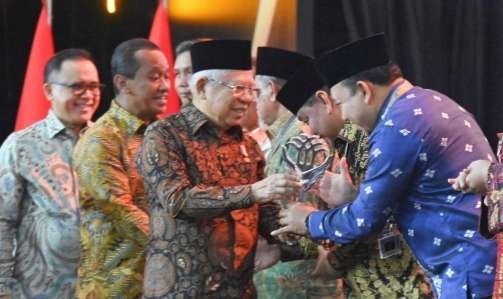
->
xmin=137 ymin=103 xmax=270 ymax=299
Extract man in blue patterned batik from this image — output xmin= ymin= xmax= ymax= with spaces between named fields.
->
xmin=272 ymin=34 xmax=497 ymax=299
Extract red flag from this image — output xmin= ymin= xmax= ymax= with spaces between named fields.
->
xmin=15 ymin=1 xmax=55 ymax=131
xmin=149 ymin=0 xmax=180 ymax=116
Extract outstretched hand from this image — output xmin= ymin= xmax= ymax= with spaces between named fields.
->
xmin=271 ymin=202 xmax=318 ymax=237
xmin=254 ymin=236 xmax=280 ymax=271
xmin=317 ymin=157 xmax=356 ymax=207
xmin=311 ymin=246 xmax=339 ymax=278
xmin=251 ymin=173 xmax=301 ymax=203
xmin=448 ymin=159 xmax=491 ymax=194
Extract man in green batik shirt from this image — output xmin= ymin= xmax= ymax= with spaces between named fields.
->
xmin=253 ymin=48 xmax=345 ymax=299
xmin=252 ymin=47 xmax=311 ymax=275
xmin=253 ymin=47 xmax=311 ymax=164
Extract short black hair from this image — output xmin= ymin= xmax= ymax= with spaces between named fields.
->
xmin=111 ymin=38 xmax=160 ymax=94
xmin=43 ymin=48 xmax=95 ymax=83
xmin=303 ymin=94 xmax=317 ymax=107
xmin=341 ymin=63 xmax=403 ymax=95
xmin=175 ymin=38 xmax=212 ymax=56
xmin=303 ymin=86 xmax=329 ymax=107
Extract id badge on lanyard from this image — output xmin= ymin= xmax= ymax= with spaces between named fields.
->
xmin=378 ymin=217 xmax=402 ymax=259
xmin=377 ymin=81 xmax=407 ymax=259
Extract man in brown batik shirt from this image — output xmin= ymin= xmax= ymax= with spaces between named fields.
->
xmin=137 ymin=40 xmax=300 ymax=299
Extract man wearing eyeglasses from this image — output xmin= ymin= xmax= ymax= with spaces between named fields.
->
xmin=73 ymin=38 xmax=169 ymax=299
xmin=137 ymin=40 xmax=301 ymax=298
xmin=0 ymin=49 xmax=100 ymax=299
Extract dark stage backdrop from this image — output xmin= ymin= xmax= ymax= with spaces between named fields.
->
xmin=299 ymin=0 xmax=503 ymax=148
xmin=1 ymin=0 xmax=157 ymax=143
xmin=0 ymin=0 xmax=255 ymax=144
xmin=1 ymin=0 xmax=502 ymax=148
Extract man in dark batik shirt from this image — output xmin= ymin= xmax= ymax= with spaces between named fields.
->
xmin=137 ymin=40 xmax=300 ymax=299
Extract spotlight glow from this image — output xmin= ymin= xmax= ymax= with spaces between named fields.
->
xmin=106 ymin=0 xmax=116 ymax=14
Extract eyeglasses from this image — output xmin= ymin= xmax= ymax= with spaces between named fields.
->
xmin=207 ymin=78 xmax=260 ymax=98
xmin=50 ymin=82 xmax=105 ymax=96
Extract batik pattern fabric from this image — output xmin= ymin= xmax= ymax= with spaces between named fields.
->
xmin=328 ymin=235 xmax=433 ymax=299
xmin=334 ymin=122 xmax=369 ymax=185
xmin=482 ymin=133 xmax=503 ymax=298
xmin=0 ymin=111 xmax=81 ymax=299
xmin=137 ymin=103 xmax=270 ymax=298
xmin=74 ymin=101 xmax=149 ymax=299
xmin=254 ymin=259 xmax=345 ymax=299
xmin=265 ymin=113 xmax=303 ymax=171
xmin=308 ymin=85 xmax=497 ymax=299
xmin=254 ymin=114 xmax=342 ymax=299
xmin=255 ymin=120 xmax=432 ymax=299
xmin=330 ymin=123 xmax=431 ymax=299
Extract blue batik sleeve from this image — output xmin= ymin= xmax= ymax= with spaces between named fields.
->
xmin=308 ymin=127 xmax=423 ymax=243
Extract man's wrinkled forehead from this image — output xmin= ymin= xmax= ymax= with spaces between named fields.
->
xmin=210 ymin=69 xmax=254 ymax=85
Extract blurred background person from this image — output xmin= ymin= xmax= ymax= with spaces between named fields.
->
xmin=174 ymin=38 xmax=211 ymax=106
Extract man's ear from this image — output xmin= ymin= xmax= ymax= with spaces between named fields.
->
xmin=114 ymin=74 xmax=130 ymax=94
xmin=269 ymin=80 xmax=278 ymax=102
xmin=316 ymin=90 xmax=334 ymax=114
xmin=356 ymin=80 xmax=373 ymax=104
xmin=195 ymin=77 xmax=208 ymax=100
xmin=43 ymin=83 xmax=53 ymax=101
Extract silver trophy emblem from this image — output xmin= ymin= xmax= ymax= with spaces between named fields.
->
xmin=282 ymin=134 xmax=334 ymax=201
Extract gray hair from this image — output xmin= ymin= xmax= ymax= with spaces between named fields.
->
xmin=189 ymin=69 xmax=254 ymax=96
xmin=255 ymin=75 xmax=286 ymax=90
xmin=189 ymin=69 xmax=231 ymax=93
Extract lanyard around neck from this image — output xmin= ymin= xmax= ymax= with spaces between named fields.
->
xmin=380 ymin=80 xmax=407 ymax=121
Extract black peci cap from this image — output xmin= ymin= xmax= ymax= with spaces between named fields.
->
xmin=256 ymin=47 xmax=311 ymax=80
xmin=276 ymin=60 xmax=326 ymax=115
xmin=190 ymin=39 xmax=252 ymax=73
xmin=316 ymin=33 xmax=389 ymax=88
